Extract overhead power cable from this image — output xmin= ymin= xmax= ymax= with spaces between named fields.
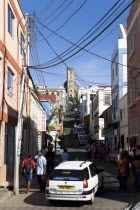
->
xmin=36 ymin=0 xmax=68 ymax=25
xmin=35 ymin=0 xmax=74 ymax=32
xmin=35 ymin=24 xmax=109 ymax=88
xmin=34 ymin=0 xmax=124 ymax=63
xmin=34 ymin=0 xmax=126 ymax=66
xmin=34 ymin=25 xmax=88 ymax=88
xmin=29 ymin=0 xmax=136 ymax=70
xmin=32 ymin=0 xmax=88 ymax=41
xmin=36 ymin=0 xmax=56 ymax=17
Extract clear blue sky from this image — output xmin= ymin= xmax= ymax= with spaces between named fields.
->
xmin=19 ymin=0 xmax=130 ymax=88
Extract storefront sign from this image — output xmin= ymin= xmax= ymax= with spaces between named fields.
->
xmin=40 ymin=111 xmax=46 ymax=131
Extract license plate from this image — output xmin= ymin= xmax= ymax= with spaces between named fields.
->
xmin=58 ymin=186 xmax=74 ymax=190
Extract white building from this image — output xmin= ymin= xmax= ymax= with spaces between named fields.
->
xmin=119 ymin=93 xmax=128 ymax=150
xmin=79 ymin=86 xmax=98 ymax=123
xmin=92 ymin=87 xmax=111 ymax=140
xmin=111 ymin=24 xmax=127 ymax=146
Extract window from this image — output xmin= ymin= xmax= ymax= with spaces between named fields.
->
xmin=50 ymin=169 xmax=84 ymax=181
xmin=124 ymin=108 xmax=126 ymax=118
xmin=83 ymin=168 xmax=89 ymax=180
xmin=120 ymin=109 xmax=122 ymax=119
xmin=7 ymin=68 xmax=14 ymax=96
xmin=112 ymin=69 xmax=114 ymax=81
xmin=90 ymin=94 xmax=94 ymax=101
xmin=104 ymin=94 xmax=110 ymax=105
xmin=20 ymin=33 xmax=24 ymax=55
xmin=89 ymin=164 xmax=97 ymax=177
xmin=57 ymin=92 xmax=59 ymax=96
xmin=130 ymin=118 xmax=140 ymax=135
xmin=69 ymin=80 xmax=73 ymax=83
xmin=116 ymin=63 xmax=118 ymax=76
xmin=116 ymin=95 xmax=118 ymax=109
xmin=8 ymin=5 xmax=14 ymax=36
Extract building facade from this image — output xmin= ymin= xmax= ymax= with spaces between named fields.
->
xmin=0 ymin=0 xmax=26 ymax=187
xmin=111 ymin=24 xmax=127 ymax=147
xmin=119 ymin=93 xmax=128 ymax=150
xmin=127 ymin=0 xmax=140 ymax=148
xmin=0 ymin=0 xmax=46 ymax=187
xmin=101 ymin=106 xmax=113 ymax=150
xmin=92 ymin=87 xmax=111 ymax=140
xmin=35 ymin=85 xmax=66 ymax=111
xmin=63 ymin=67 xmax=79 ymax=100
xmin=79 ymin=86 xmax=98 ymax=125
xmin=67 ymin=67 xmax=74 ymax=98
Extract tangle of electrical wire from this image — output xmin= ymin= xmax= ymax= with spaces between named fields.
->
xmin=29 ymin=0 xmax=136 ymax=70
xmin=34 ymin=0 xmax=126 ymax=64
xmin=32 ymin=0 xmax=88 ymax=41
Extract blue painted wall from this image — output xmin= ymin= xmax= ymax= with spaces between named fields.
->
xmin=40 ymin=100 xmax=51 ymax=124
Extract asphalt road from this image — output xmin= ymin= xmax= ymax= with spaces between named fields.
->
xmin=1 ymin=103 xmax=140 ymax=209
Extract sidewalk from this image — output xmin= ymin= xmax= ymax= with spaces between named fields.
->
xmin=0 ymin=188 xmax=13 ymax=205
xmin=0 ymin=151 xmax=62 ymax=204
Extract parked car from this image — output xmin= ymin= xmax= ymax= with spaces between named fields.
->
xmin=73 ymin=127 xmax=83 ymax=136
xmin=77 ymin=124 xmax=84 ymax=128
xmin=78 ymin=135 xmax=89 ymax=145
xmin=78 ymin=131 xmax=86 ymax=137
xmin=124 ymin=198 xmax=140 ymax=210
xmin=46 ymin=161 xmax=104 ymax=204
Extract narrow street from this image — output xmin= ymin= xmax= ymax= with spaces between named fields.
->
xmin=1 ymin=104 xmax=140 ymax=209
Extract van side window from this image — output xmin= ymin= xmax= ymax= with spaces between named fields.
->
xmin=89 ymin=164 xmax=97 ymax=177
xmin=83 ymin=167 xmax=89 ymax=180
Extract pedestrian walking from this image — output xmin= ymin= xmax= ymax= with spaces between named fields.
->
xmin=22 ymin=153 xmax=35 ymax=194
xmin=46 ymin=147 xmax=55 ymax=176
xmin=35 ymin=151 xmax=47 ymax=192
xmin=131 ymin=154 xmax=140 ymax=189
xmin=61 ymin=148 xmax=70 ymax=162
xmin=118 ymin=153 xmax=128 ymax=189
xmin=42 ymin=145 xmax=48 ymax=157
xmin=86 ymin=141 xmax=93 ymax=160
xmin=92 ymin=143 xmax=98 ymax=160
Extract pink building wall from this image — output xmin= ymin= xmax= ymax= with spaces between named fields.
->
xmin=127 ymin=0 xmax=140 ymax=147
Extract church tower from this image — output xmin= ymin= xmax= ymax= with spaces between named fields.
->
xmin=67 ymin=67 xmax=74 ymax=98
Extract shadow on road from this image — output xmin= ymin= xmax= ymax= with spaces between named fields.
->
xmin=23 ymin=192 xmax=85 ymax=207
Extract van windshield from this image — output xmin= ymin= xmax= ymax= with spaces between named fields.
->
xmin=50 ymin=169 xmax=83 ymax=181
xmin=80 ymin=135 xmax=88 ymax=140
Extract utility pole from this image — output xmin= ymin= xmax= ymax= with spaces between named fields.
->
xmin=14 ymin=14 xmax=31 ymax=195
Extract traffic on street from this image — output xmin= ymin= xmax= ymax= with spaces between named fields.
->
xmin=0 ymin=1 xmax=140 ymax=209
xmin=1 ymin=103 xmax=140 ymax=209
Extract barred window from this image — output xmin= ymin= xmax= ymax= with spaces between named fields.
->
xmin=104 ymin=94 xmax=110 ymax=105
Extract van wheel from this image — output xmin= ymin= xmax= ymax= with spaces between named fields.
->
xmin=88 ymin=192 xmax=94 ymax=205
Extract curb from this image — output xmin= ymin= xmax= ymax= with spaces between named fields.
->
xmin=0 ymin=191 xmax=13 ymax=205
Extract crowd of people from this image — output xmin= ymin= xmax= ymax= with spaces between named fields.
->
xmin=86 ymin=141 xmax=106 ymax=161
xmin=117 ymin=149 xmax=140 ymax=190
xmin=86 ymin=141 xmax=140 ymax=191
xmin=21 ymin=143 xmax=71 ymax=194
xmin=22 ymin=143 xmax=55 ymax=194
